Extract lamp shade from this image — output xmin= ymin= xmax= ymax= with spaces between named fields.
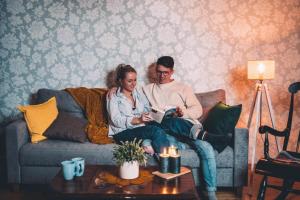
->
xmin=247 ymin=60 xmax=275 ymax=80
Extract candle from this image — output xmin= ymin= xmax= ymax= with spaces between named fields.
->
xmin=169 ymin=146 xmax=181 ymax=174
xmin=168 ymin=145 xmax=177 ymax=156
xmin=159 ymin=148 xmax=169 ymax=173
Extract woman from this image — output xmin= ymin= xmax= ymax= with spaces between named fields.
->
xmin=106 ymin=64 xmax=170 ymax=154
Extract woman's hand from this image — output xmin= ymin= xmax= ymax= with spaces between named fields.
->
xmin=141 ymin=113 xmax=153 ymax=122
xmin=131 ymin=113 xmax=153 ymax=125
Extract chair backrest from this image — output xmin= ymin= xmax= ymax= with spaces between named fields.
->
xmin=283 ymin=82 xmax=300 ymax=151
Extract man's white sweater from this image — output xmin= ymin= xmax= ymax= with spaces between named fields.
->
xmin=142 ymin=80 xmax=202 ymax=124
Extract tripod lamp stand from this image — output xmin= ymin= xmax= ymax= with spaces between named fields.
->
xmin=247 ymin=60 xmax=276 ymax=194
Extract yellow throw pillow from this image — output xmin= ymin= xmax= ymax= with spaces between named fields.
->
xmin=18 ymin=97 xmax=58 ymax=143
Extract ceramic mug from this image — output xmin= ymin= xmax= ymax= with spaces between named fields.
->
xmin=61 ymin=160 xmax=76 ymax=180
xmin=71 ymin=157 xmax=85 ymax=176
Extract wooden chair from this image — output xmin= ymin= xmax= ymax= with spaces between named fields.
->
xmin=255 ymin=82 xmax=300 ymax=200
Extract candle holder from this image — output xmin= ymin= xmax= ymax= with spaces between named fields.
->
xmin=168 ymin=146 xmax=181 ymax=174
xmin=159 ymin=148 xmax=169 ymax=173
xmin=169 ymin=154 xmax=181 ymax=174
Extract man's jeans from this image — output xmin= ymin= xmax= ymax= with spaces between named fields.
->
xmin=160 ymin=118 xmax=217 ymax=192
xmin=112 ymin=125 xmax=170 ymax=153
xmin=190 ymin=140 xmax=217 ymax=192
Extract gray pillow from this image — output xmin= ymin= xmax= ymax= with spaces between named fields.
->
xmin=36 ymin=89 xmax=85 ymax=118
xmin=44 ymin=112 xmax=88 ymax=143
xmin=195 ymin=89 xmax=226 ymax=122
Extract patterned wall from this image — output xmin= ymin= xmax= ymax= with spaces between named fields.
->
xmin=1 ymin=0 xmax=299 ymax=162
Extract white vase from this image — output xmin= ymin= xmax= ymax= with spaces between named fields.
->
xmin=119 ymin=161 xmax=139 ymax=179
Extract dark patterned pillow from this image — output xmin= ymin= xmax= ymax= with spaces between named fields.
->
xmin=44 ymin=112 xmax=88 ymax=143
xmin=202 ymin=102 xmax=242 ymax=152
xmin=203 ymin=102 xmax=242 ymax=135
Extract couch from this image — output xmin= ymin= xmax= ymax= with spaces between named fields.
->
xmin=5 ymin=88 xmax=248 ymax=191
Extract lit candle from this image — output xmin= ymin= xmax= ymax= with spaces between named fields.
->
xmin=159 ymin=148 xmax=169 ymax=173
xmin=169 ymin=146 xmax=181 ymax=174
xmin=168 ymin=145 xmax=177 ymax=157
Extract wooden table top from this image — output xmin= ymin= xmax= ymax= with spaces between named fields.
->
xmin=49 ymin=165 xmax=200 ymax=200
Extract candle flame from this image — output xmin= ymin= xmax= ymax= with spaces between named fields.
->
xmin=168 ymin=146 xmax=178 ymax=156
xmin=163 ymin=148 xmax=167 ymax=155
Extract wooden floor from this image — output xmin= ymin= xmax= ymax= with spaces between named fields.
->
xmin=242 ymin=173 xmax=300 ymax=200
xmin=1 ymin=170 xmax=300 ymax=200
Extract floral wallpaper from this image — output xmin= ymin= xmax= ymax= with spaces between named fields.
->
xmin=0 ymin=0 xmax=299 ymax=162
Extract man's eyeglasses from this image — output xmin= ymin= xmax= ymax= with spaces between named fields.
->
xmin=156 ymin=70 xmax=171 ymax=76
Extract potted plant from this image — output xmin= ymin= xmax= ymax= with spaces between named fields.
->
xmin=113 ymin=139 xmax=148 ymax=179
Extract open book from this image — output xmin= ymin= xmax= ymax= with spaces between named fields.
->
xmin=150 ymin=106 xmax=177 ymax=123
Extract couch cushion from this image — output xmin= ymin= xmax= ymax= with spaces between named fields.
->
xmin=17 ymin=97 xmax=58 ymax=143
xmin=36 ymin=89 xmax=85 ymax=118
xmin=20 ymin=140 xmax=117 ymax=166
xmin=215 ymin=146 xmax=234 ymax=168
xmin=203 ymin=102 xmax=242 ymax=135
xmin=180 ymin=146 xmax=233 ymax=168
xmin=195 ymin=89 xmax=226 ymax=122
xmin=202 ymin=102 xmax=242 ymax=152
xmin=19 ymin=140 xmax=233 ymax=168
xmin=44 ymin=112 xmax=88 ymax=143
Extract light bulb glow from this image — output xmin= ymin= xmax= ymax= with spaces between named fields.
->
xmin=247 ymin=60 xmax=275 ymax=80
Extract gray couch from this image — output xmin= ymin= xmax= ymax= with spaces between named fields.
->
xmin=5 ymin=88 xmax=248 ymax=190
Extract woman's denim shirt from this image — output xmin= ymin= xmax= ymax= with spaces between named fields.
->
xmin=107 ymin=87 xmax=151 ymax=136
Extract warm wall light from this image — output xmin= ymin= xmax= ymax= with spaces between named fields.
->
xmin=247 ymin=60 xmax=275 ymax=80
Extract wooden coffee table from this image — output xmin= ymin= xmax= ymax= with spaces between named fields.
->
xmin=49 ymin=165 xmax=200 ymax=200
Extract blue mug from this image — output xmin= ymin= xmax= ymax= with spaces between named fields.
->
xmin=61 ymin=160 xmax=75 ymax=180
xmin=71 ymin=157 xmax=85 ymax=176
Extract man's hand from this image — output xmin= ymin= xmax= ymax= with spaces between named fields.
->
xmin=107 ymin=87 xmax=117 ymax=99
xmin=173 ymin=107 xmax=183 ymax=117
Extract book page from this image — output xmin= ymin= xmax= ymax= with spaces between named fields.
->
xmin=150 ymin=107 xmax=165 ymax=123
xmin=150 ymin=106 xmax=177 ymax=123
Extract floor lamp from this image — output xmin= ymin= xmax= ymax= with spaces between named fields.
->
xmin=247 ymin=60 xmax=276 ymax=195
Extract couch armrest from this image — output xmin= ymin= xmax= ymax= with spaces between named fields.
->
xmin=233 ymin=128 xmax=248 ymax=187
xmin=5 ymin=119 xmax=30 ymax=184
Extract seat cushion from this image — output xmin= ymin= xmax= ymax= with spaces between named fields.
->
xmin=255 ymin=157 xmax=300 ymax=179
xmin=215 ymin=146 xmax=234 ymax=168
xmin=20 ymin=140 xmax=117 ymax=166
xmin=19 ymin=140 xmax=234 ymax=168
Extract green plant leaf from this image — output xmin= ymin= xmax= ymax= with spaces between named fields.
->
xmin=113 ymin=138 xmax=148 ymax=166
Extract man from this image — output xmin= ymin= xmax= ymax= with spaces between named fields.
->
xmin=142 ymin=56 xmax=217 ymax=200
